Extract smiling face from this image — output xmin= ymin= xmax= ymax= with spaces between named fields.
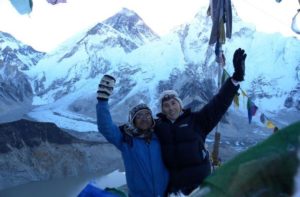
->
xmin=162 ymin=98 xmax=182 ymax=121
xmin=133 ymin=109 xmax=153 ymax=131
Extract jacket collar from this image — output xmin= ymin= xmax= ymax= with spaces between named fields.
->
xmin=156 ymin=108 xmax=191 ymax=123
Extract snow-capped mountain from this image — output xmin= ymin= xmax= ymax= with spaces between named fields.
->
xmin=23 ymin=6 xmax=300 ymax=132
xmin=103 ymin=8 xmax=160 ymax=45
xmin=26 ymin=8 xmax=159 ymax=105
xmin=173 ymin=9 xmax=300 ymax=114
xmin=1 ymin=5 xmax=300 ymax=193
xmin=0 ymin=32 xmax=44 ymax=70
xmin=0 ymin=32 xmax=44 ymax=121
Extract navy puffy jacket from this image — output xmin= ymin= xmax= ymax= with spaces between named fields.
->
xmin=155 ymin=78 xmax=239 ymax=194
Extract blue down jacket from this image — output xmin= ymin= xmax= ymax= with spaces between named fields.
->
xmin=96 ymin=100 xmax=169 ymax=197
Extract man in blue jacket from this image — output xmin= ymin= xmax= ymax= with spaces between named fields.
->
xmin=96 ymin=75 xmax=169 ymax=197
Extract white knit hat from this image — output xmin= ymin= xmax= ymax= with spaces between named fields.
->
xmin=159 ymin=90 xmax=183 ymax=110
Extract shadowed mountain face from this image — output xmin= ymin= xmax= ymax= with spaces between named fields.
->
xmin=0 ymin=119 xmax=82 ymax=154
xmin=0 ymin=119 xmax=123 ymax=190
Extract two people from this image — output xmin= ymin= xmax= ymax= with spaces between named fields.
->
xmin=96 ymin=48 xmax=247 ymax=196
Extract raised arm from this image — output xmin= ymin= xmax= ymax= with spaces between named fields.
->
xmin=193 ymin=78 xmax=239 ymax=135
xmin=96 ymin=100 xmax=122 ymax=149
xmin=96 ymin=75 xmax=122 ymax=149
xmin=193 ymin=48 xmax=247 ymax=135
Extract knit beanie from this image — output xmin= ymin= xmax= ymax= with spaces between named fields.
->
xmin=159 ymin=90 xmax=183 ymax=110
xmin=128 ymin=104 xmax=154 ymax=128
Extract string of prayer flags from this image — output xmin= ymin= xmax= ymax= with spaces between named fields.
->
xmin=222 ymin=68 xmax=279 ymax=131
xmin=260 ymin=113 xmax=278 ymax=132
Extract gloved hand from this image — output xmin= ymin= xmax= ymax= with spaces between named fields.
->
xmin=97 ymin=74 xmax=116 ymax=100
xmin=232 ymin=48 xmax=247 ymax=81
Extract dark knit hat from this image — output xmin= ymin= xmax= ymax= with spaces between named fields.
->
xmin=128 ymin=104 xmax=154 ymax=127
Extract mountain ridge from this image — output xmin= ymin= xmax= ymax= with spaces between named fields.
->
xmin=0 ymin=6 xmax=299 ymax=130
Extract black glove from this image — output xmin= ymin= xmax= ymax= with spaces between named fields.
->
xmin=97 ymin=74 xmax=116 ymax=100
xmin=232 ymin=48 xmax=247 ymax=81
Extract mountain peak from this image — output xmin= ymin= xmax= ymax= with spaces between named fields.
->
xmin=103 ymin=7 xmax=144 ymax=28
xmin=103 ymin=7 xmax=159 ymax=45
xmin=0 ymin=31 xmax=16 ymax=42
xmin=119 ymin=7 xmax=138 ymax=17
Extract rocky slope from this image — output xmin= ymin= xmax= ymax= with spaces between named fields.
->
xmin=0 ymin=119 xmax=122 ymax=190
